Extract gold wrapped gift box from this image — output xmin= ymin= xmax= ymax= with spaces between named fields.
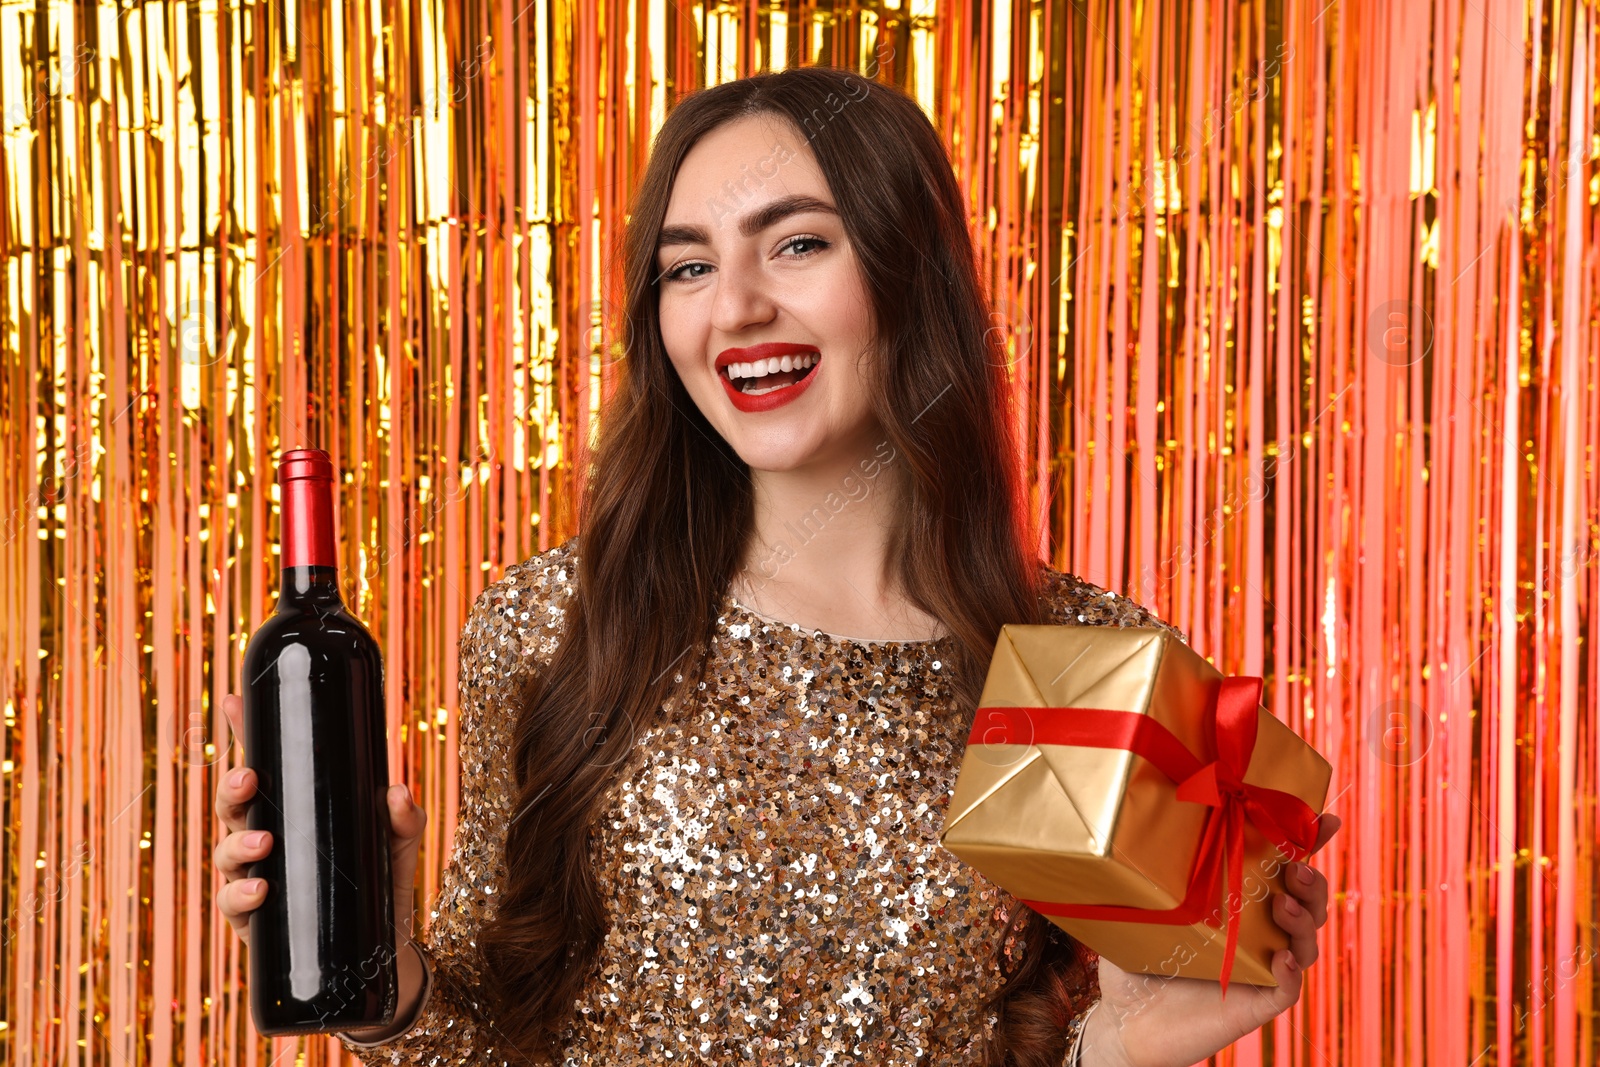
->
xmin=938 ymin=624 xmax=1332 ymax=992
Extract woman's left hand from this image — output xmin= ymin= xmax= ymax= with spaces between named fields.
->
xmin=1081 ymin=813 xmax=1343 ymax=1067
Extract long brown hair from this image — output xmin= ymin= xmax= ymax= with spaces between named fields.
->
xmin=477 ymin=66 xmax=1087 ymax=1065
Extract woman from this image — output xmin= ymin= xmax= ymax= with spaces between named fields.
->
xmin=213 ymin=66 xmax=1340 ymax=1066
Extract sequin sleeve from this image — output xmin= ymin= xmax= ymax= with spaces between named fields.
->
xmin=336 ymin=540 xmax=579 ymax=1065
xmin=1039 ymin=566 xmax=1188 ymax=643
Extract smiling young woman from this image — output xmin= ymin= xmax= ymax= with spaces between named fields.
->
xmin=236 ymin=64 xmax=1340 ymax=1067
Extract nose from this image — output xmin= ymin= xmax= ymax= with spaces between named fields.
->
xmin=709 ymin=262 xmax=778 ymax=336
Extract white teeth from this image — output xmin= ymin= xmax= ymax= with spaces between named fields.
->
xmin=726 ymin=353 xmax=818 ymax=381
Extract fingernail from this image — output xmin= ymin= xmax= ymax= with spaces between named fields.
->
xmin=243 ymin=879 xmax=263 ymax=894
xmin=1285 ymin=952 xmax=1299 ymax=972
xmin=1283 ymin=895 xmax=1303 ymax=916
xmin=403 ymin=783 xmax=414 ymax=805
xmin=1296 ymin=862 xmax=1315 ymax=885
xmin=228 ymin=768 xmax=248 ymax=788
xmin=246 ymin=831 xmax=267 ymax=849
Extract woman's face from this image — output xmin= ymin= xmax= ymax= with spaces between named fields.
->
xmin=655 ymin=113 xmax=882 ymax=474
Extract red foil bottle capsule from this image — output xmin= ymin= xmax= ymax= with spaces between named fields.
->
xmin=278 ymin=448 xmax=338 ymax=569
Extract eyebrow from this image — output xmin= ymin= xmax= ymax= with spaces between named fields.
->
xmin=655 ymin=194 xmax=839 ymax=253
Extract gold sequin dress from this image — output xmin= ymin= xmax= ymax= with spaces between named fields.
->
xmin=338 ymin=537 xmax=1184 ymax=1065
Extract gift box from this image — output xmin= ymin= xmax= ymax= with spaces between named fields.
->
xmin=938 ymin=624 xmax=1332 ymax=994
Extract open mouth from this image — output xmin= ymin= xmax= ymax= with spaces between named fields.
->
xmin=721 ymin=351 xmax=821 ymax=395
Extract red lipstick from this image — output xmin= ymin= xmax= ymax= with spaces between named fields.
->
xmin=716 ymin=342 xmax=822 ymax=413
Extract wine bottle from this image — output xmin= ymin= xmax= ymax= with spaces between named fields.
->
xmin=241 ymin=448 xmax=398 ymax=1035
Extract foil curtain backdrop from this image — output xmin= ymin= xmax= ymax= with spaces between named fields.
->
xmin=0 ymin=0 xmax=1594 ymax=1064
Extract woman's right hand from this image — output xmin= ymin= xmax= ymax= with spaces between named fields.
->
xmin=212 ymin=692 xmax=430 ymax=949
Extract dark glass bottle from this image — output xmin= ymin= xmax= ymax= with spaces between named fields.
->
xmin=241 ymin=448 xmax=397 ymax=1035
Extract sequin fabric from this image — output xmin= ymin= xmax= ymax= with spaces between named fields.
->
xmin=338 ymin=537 xmax=1186 ymax=1066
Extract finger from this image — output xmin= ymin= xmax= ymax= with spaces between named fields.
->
xmin=213 ymin=694 xmax=256 ymax=832
xmin=1285 ymin=862 xmax=1329 ymax=926
xmin=1222 ymin=949 xmax=1303 ymax=1031
xmin=213 ymin=763 xmax=258 ymax=833
xmin=1272 ymin=892 xmax=1320 ymax=969
xmin=385 ymin=785 xmax=426 ymax=940
xmin=1309 ymin=813 xmax=1342 ymax=853
xmin=212 ymin=829 xmax=273 ymax=882
xmin=222 ymin=692 xmax=243 ymax=745
xmin=217 ymin=873 xmax=268 ymax=927
xmin=387 ymin=783 xmax=427 ymax=845
xmin=1269 ymin=947 xmax=1304 ymax=1004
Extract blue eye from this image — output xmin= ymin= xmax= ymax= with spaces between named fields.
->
xmin=661 ymin=234 xmax=831 ymax=283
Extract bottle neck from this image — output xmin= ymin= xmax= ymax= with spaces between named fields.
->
xmin=280 ymin=462 xmax=340 ymax=606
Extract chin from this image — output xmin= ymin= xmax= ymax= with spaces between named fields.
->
xmin=738 ymin=448 xmax=815 ymax=475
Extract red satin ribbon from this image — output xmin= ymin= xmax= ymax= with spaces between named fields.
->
xmin=969 ymin=676 xmax=1321 ymax=996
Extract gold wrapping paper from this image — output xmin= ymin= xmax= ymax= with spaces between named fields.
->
xmin=940 ymin=625 xmax=1332 ymax=988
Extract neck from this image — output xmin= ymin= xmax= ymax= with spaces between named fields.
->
xmin=739 ymin=433 xmax=908 ymax=611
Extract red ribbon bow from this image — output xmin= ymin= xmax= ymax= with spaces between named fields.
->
xmin=968 ymin=676 xmax=1321 ymax=996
